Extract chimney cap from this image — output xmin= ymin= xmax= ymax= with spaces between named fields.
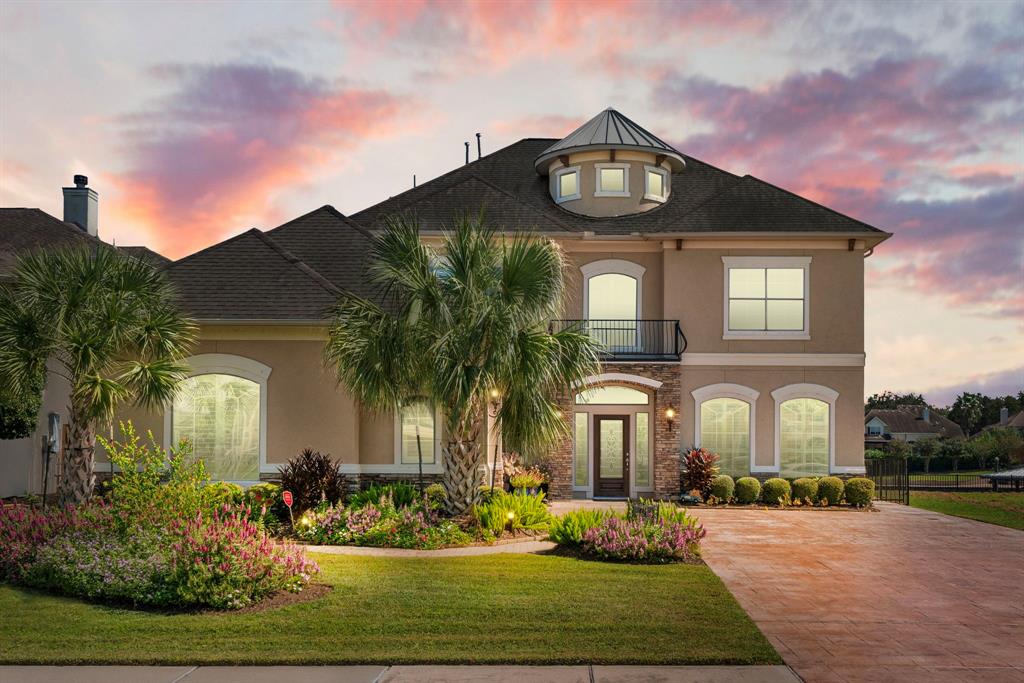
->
xmin=73 ymin=174 xmax=88 ymax=187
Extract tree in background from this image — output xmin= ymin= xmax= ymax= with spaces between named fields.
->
xmin=865 ymin=390 xmax=928 ymax=413
xmin=0 ymin=370 xmax=44 ymax=440
xmin=0 ymin=247 xmax=196 ymax=505
xmin=948 ymin=392 xmax=984 ymax=435
xmin=977 ymin=393 xmax=1024 ymax=429
xmin=913 ymin=438 xmax=939 ymax=473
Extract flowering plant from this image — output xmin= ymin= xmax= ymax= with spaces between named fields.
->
xmin=582 ymin=515 xmax=706 ymax=562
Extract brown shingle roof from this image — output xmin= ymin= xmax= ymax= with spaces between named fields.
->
xmin=865 ymin=406 xmax=965 ymax=438
xmin=118 ymin=245 xmax=171 ymax=268
xmin=352 ymin=138 xmax=890 ymax=237
xmin=0 ymin=208 xmax=102 ymax=278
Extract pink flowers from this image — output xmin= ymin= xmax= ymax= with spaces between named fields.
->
xmin=582 ymin=516 xmax=706 ymax=562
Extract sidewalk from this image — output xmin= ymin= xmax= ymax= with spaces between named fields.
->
xmin=0 ymin=665 xmax=801 ymax=683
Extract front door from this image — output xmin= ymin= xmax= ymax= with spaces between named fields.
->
xmin=594 ymin=415 xmax=629 ymax=497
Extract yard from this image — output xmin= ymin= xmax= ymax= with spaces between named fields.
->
xmin=0 ymin=552 xmax=779 ymax=666
xmin=910 ymin=491 xmax=1024 ymax=530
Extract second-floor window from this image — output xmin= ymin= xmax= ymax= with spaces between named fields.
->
xmin=595 ymin=163 xmax=630 ymax=197
xmin=554 ymin=166 xmax=580 ymax=203
xmin=581 ymin=259 xmax=645 ymax=349
xmin=722 ymin=256 xmax=811 ymax=339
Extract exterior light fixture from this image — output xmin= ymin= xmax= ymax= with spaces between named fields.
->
xmin=666 ymin=406 xmax=676 ymax=432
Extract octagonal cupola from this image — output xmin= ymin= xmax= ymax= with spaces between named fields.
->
xmin=535 ymin=108 xmax=685 ymax=218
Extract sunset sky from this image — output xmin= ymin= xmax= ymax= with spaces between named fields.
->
xmin=1 ymin=0 xmax=1021 ymax=406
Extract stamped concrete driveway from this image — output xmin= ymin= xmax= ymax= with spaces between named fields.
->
xmin=693 ymin=503 xmax=1024 ymax=683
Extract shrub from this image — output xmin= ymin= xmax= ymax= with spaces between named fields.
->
xmin=844 ymin=477 xmax=875 ymax=507
xmin=791 ymin=478 xmax=818 ymax=503
xmin=582 ymin=516 xmax=705 ymax=562
xmin=295 ymin=500 xmax=471 ymax=549
xmin=815 ymin=476 xmax=844 ymax=505
xmin=682 ymin=448 xmax=720 ymax=498
xmin=0 ymin=502 xmax=109 ymax=582
xmin=424 ymin=483 xmax=447 ymax=509
xmin=864 ymin=448 xmax=887 ymax=460
xmin=279 ymin=448 xmax=345 ymax=514
xmin=203 ymin=482 xmax=245 ymax=508
xmin=472 ymin=491 xmax=552 ymax=535
xmin=509 ymin=469 xmax=545 ymax=490
xmin=169 ymin=507 xmax=318 ymax=609
xmin=708 ymin=475 xmax=735 ymax=502
xmin=734 ymin=477 xmax=761 ymax=504
xmin=761 ymin=478 xmax=791 ymax=506
xmin=348 ymin=482 xmax=418 ymax=510
xmin=548 ymin=508 xmax=617 ymax=546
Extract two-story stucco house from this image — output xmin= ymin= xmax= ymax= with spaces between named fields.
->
xmin=3 ymin=109 xmax=891 ymax=500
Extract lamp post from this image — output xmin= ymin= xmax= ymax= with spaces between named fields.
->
xmin=489 ymin=388 xmax=501 ymax=493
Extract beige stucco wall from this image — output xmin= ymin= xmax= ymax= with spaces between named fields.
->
xmin=0 ymin=359 xmax=70 ymax=497
xmin=662 ymin=248 xmax=865 ymax=354
xmin=680 ymin=366 xmax=865 ymax=470
xmin=548 ymin=150 xmax=670 ymax=217
xmin=105 ymin=334 xmax=362 ymax=468
xmin=563 ymin=250 xmax=664 ymax=320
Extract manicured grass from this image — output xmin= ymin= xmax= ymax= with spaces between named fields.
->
xmin=0 ymin=553 xmax=779 ymax=665
xmin=910 ymin=492 xmax=1024 ymax=530
xmin=909 ymin=469 xmax=991 ymax=480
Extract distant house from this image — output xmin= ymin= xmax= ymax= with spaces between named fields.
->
xmin=864 ymin=405 xmax=964 ymax=447
xmin=982 ymin=408 xmax=1024 ymax=434
xmin=0 ymin=177 xmax=159 ymax=498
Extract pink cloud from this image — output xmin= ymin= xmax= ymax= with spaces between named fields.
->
xmin=105 ymin=63 xmax=410 ymax=258
xmin=653 ymin=54 xmax=1023 ymax=318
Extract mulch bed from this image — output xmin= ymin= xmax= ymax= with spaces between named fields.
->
xmin=682 ymin=503 xmax=877 ymax=512
xmin=539 ymin=544 xmax=705 ymax=566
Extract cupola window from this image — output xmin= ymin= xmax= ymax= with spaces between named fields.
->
xmin=595 ymin=163 xmax=630 ymax=197
xmin=554 ymin=166 xmax=581 ymax=203
xmin=644 ymin=166 xmax=668 ymax=202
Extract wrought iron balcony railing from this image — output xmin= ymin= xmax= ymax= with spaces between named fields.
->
xmin=551 ymin=319 xmax=687 ymax=361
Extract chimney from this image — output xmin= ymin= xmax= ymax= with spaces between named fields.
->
xmin=1001 ymin=407 xmax=1009 ymax=425
xmin=922 ymin=406 xmax=930 ymax=422
xmin=63 ymin=174 xmax=98 ymax=237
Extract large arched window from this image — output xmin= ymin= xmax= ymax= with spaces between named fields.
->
xmin=771 ymin=384 xmax=838 ymax=478
xmin=692 ymin=383 xmax=759 ymax=478
xmin=167 ymin=354 xmax=270 ymax=482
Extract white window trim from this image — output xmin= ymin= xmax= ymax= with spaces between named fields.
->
xmin=576 ymin=373 xmax=663 ymax=389
xmin=580 ymin=259 xmax=645 ymax=322
xmin=393 ymin=403 xmax=444 ymax=473
xmin=722 ymin=256 xmax=811 ymax=340
xmin=594 ymin=162 xmax=631 ymax=197
xmin=554 ymin=165 xmax=581 ymax=203
xmin=164 ymin=353 xmax=271 ymax=484
xmin=643 ymin=165 xmax=669 ymax=202
xmin=770 ymin=383 xmax=840 ymax=475
xmin=691 ymin=383 xmax=760 ymax=473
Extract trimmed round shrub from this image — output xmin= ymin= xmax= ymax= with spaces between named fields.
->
xmin=844 ymin=477 xmax=875 ymax=507
xmin=708 ymin=475 xmax=735 ymax=502
xmin=816 ymin=476 xmax=845 ymax=505
xmin=203 ymin=482 xmax=245 ymax=508
xmin=760 ymin=478 xmax=791 ymax=505
xmin=791 ymin=478 xmax=819 ymax=503
xmin=734 ymin=477 xmax=761 ymax=504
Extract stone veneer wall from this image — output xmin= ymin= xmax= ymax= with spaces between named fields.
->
xmin=547 ymin=363 xmax=682 ymax=501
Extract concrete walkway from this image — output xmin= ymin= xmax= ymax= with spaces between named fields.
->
xmin=0 ymin=665 xmax=801 ymax=683
xmin=693 ymin=502 xmax=1024 ymax=683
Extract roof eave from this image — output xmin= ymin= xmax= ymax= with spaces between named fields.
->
xmin=535 ymin=145 xmax=686 ymax=174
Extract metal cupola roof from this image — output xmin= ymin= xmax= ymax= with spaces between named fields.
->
xmin=534 ymin=108 xmax=686 ymax=174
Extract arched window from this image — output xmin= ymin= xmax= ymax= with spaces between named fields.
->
xmin=168 ymin=354 xmax=271 ymax=482
xmin=692 ymin=383 xmax=759 ymax=478
xmin=771 ymin=384 xmax=838 ymax=478
xmin=575 ymin=385 xmax=650 ymax=405
xmin=581 ymin=260 xmax=645 ymax=349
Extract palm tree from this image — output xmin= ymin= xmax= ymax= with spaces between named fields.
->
xmin=324 ymin=214 xmax=601 ymax=513
xmin=0 ymin=245 xmax=196 ymax=505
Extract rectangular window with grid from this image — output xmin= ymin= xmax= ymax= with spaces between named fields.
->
xmin=723 ymin=257 xmax=811 ymax=337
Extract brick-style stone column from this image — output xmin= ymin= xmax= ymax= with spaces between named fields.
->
xmin=650 ymin=364 xmax=682 ymax=500
xmin=546 ymin=392 xmax=576 ymax=501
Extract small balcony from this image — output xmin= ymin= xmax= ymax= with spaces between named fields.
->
xmin=551 ymin=319 xmax=687 ymax=362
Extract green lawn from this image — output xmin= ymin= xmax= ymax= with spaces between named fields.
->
xmin=910 ymin=492 xmax=1024 ymax=530
xmin=0 ymin=553 xmax=779 ymax=665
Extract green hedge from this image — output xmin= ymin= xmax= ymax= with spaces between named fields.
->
xmin=734 ymin=477 xmax=761 ymax=504
xmin=708 ymin=475 xmax=735 ymax=502
xmin=760 ymin=478 xmax=791 ymax=505
xmin=844 ymin=477 xmax=875 ymax=507
xmin=791 ymin=478 xmax=818 ymax=503
xmin=816 ymin=477 xmax=844 ymax=505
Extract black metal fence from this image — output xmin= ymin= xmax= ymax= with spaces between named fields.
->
xmin=551 ymin=319 xmax=686 ymax=361
xmin=866 ymin=457 xmax=909 ymax=505
xmin=909 ymin=472 xmax=1024 ymax=492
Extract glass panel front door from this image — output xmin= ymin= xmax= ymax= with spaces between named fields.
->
xmin=594 ymin=415 xmax=629 ymax=497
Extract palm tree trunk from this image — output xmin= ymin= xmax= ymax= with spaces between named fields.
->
xmin=59 ymin=414 xmax=96 ymax=506
xmin=442 ymin=439 xmax=486 ymax=514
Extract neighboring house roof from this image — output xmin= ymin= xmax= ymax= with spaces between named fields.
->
xmin=864 ymin=406 xmax=965 ymax=438
xmin=0 ymin=208 xmax=102 ymax=278
xmin=352 ymin=138 xmax=889 ymax=237
xmin=534 ymin=108 xmax=685 ymax=171
xmin=118 ymin=245 xmax=171 ymax=268
xmin=983 ymin=411 xmax=1024 ymax=431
